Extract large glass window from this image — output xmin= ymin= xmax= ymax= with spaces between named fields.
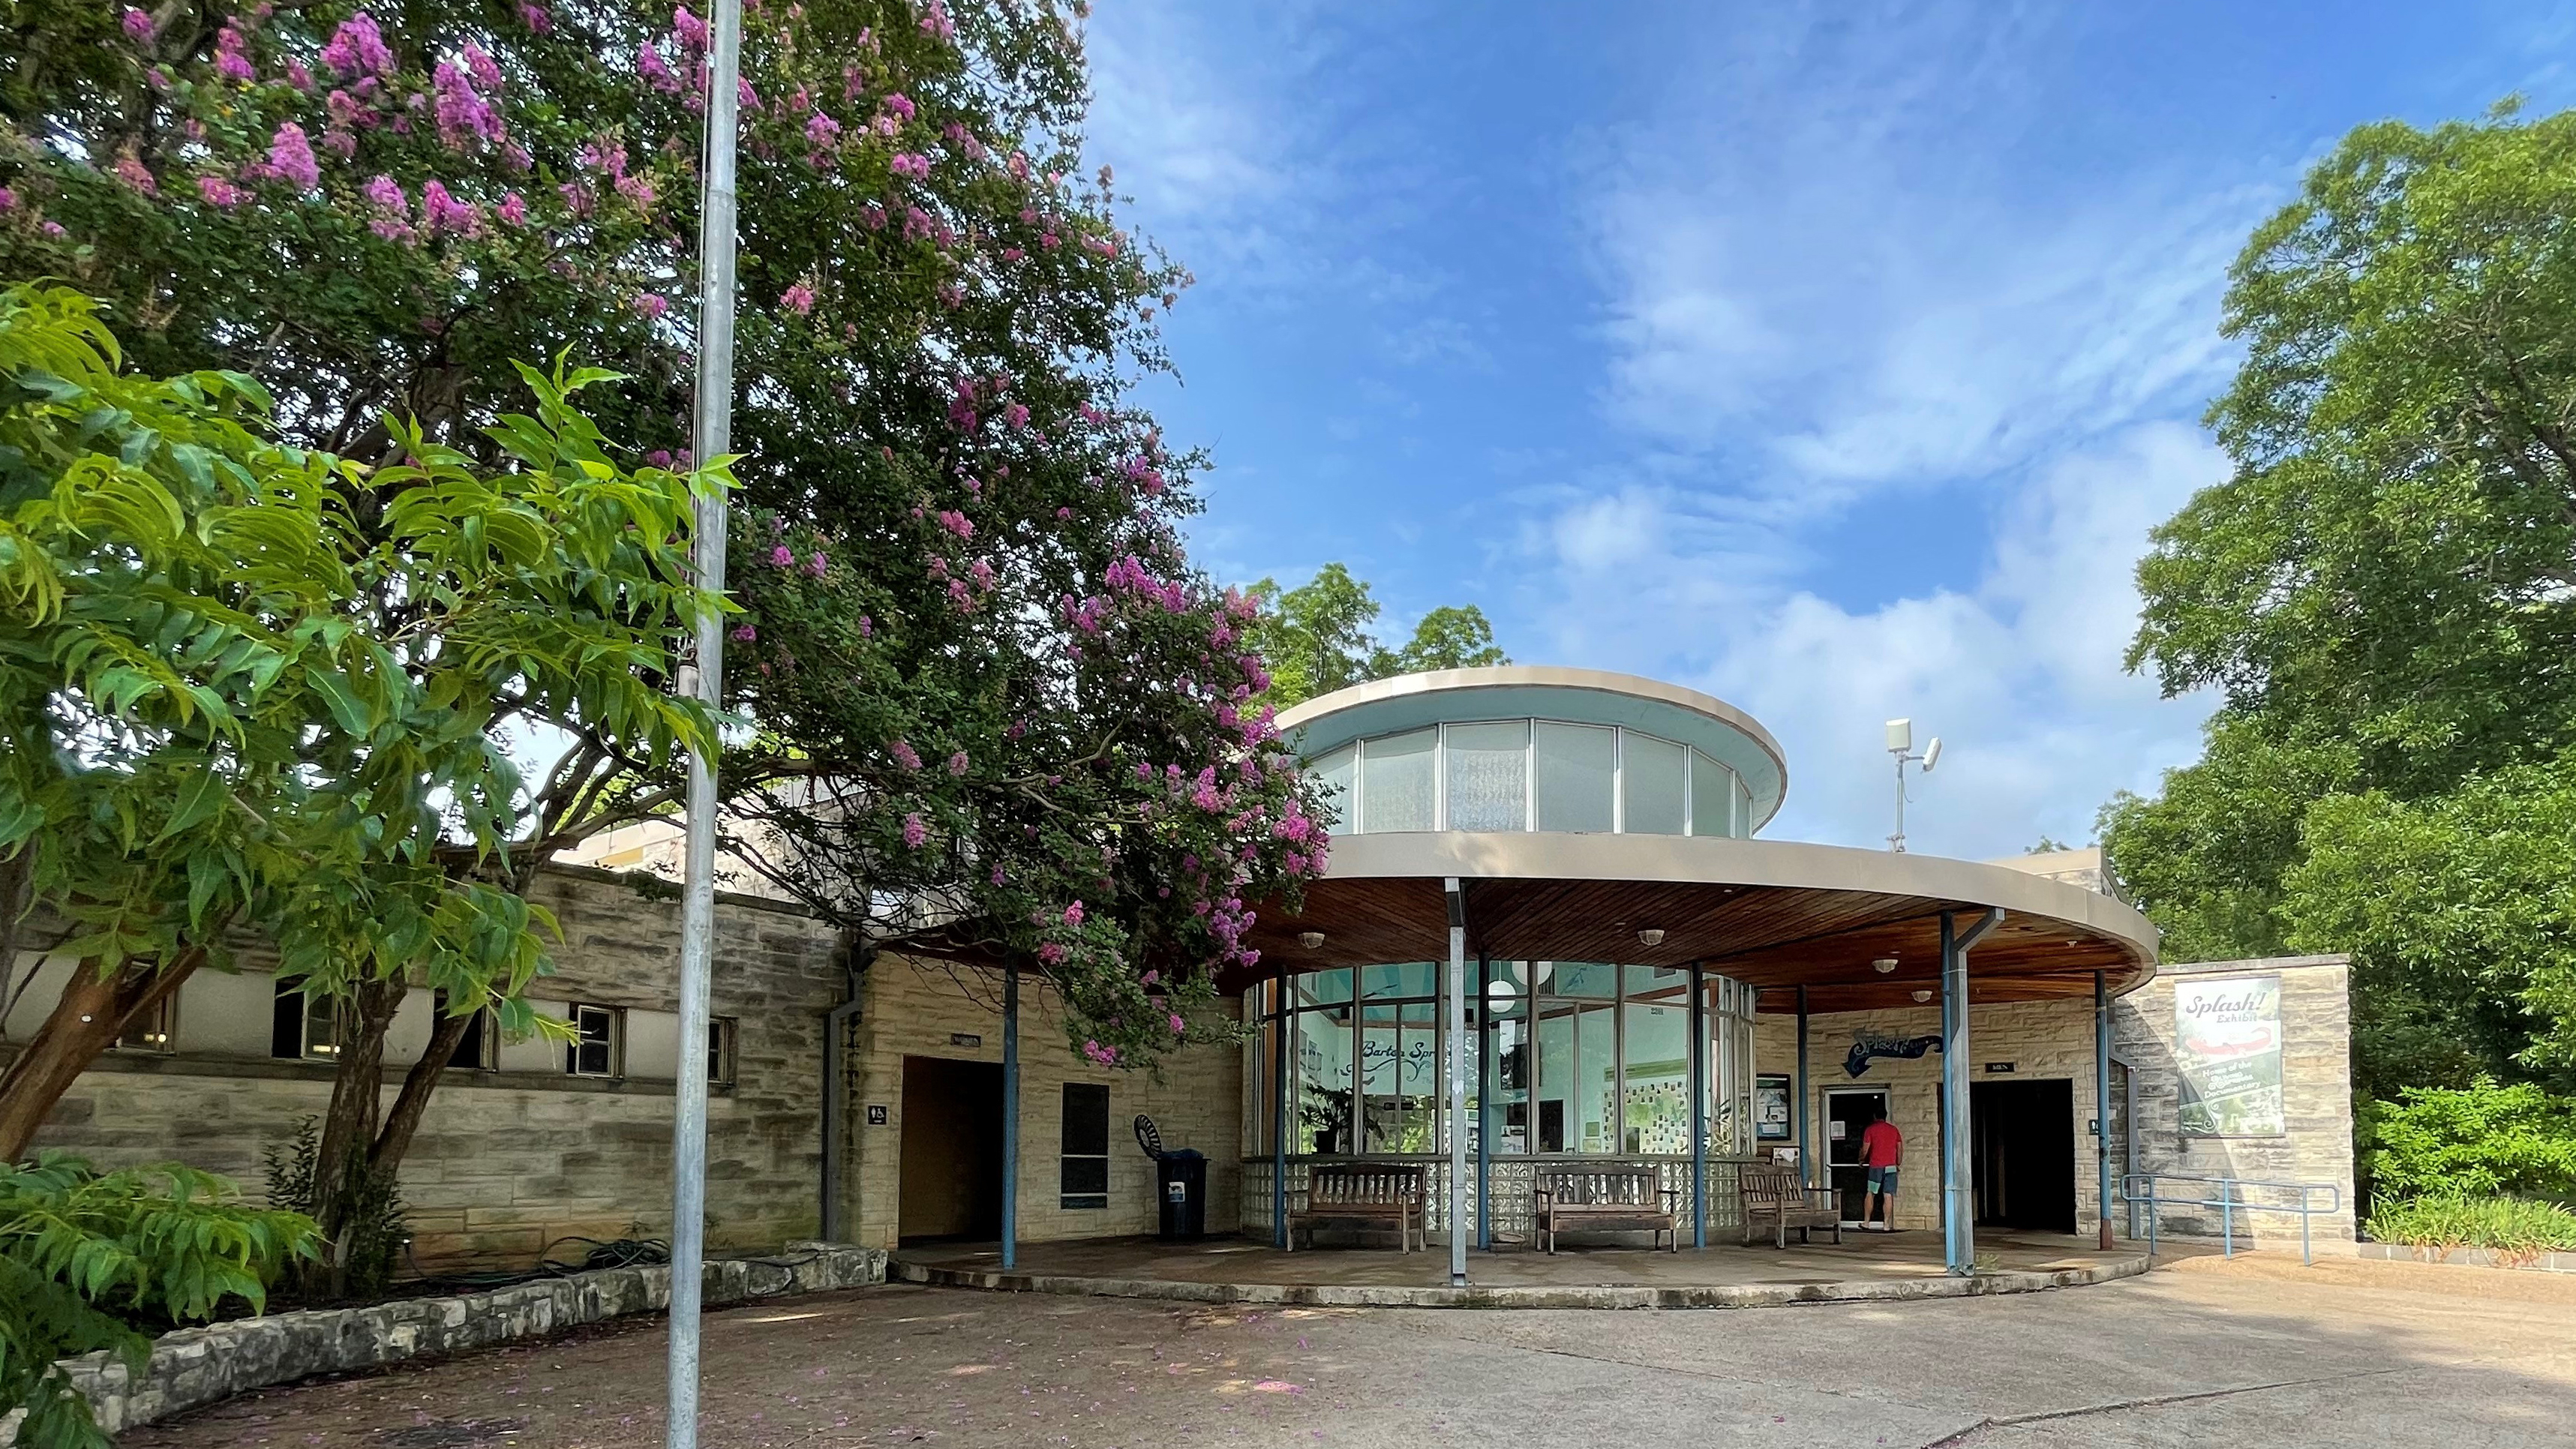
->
xmin=1622 ymin=734 xmax=1687 ymax=836
xmin=1533 ymin=723 xmax=1616 ymax=832
xmin=1443 ymin=721 xmax=1529 ymax=832
xmin=1283 ymin=960 xmax=1758 ymax=1160
xmin=1690 ymin=750 xmax=1735 ymax=838
xmin=1359 ymin=728 xmax=1437 ymax=832
xmin=1622 ymin=967 xmax=1691 ymax=1152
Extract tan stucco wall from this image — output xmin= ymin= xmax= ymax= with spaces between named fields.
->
xmin=841 ymin=958 xmax=1240 ymax=1251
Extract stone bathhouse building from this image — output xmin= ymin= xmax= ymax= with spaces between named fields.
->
xmin=4 ymin=668 xmax=2360 ymax=1273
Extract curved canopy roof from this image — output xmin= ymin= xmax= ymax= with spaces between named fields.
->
xmin=1230 ymin=831 xmax=2158 ymax=1012
xmin=1277 ymin=666 xmax=1790 ymax=833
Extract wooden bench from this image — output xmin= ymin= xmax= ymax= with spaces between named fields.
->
xmin=1531 ymin=1164 xmax=1680 ymax=1253
xmin=1287 ymin=1163 xmax=1425 ymax=1252
xmin=1738 ymin=1162 xmax=1843 ymax=1248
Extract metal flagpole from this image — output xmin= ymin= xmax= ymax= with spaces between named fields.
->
xmin=667 ymin=0 xmax=742 ymax=1440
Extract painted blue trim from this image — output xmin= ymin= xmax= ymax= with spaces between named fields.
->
xmin=1001 ymin=967 xmax=1019 ymax=1271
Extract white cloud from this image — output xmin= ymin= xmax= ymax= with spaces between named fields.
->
xmin=1527 ymin=424 xmax=2229 ymax=856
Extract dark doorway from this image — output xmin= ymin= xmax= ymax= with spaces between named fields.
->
xmin=1971 ymin=1078 xmax=2076 ymax=1232
xmin=899 ymin=1055 xmax=1004 ymax=1244
xmin=1824 ymin=1088 xmax=1888 ymax=1225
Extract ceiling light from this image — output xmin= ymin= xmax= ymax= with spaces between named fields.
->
xmin=1872 ymin=956 xmax=1899 ymax=974
xmin=1910 ymin=989 xmax=1933 ymax=1004
xmin=1297 ymin=931 xmax=1325 ymax=950
xmin=1637 ymin=928 xmax=1665 ymax=948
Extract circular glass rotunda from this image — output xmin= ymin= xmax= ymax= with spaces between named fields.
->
xmin=1223 ymin=667 xmax=2158 ymax=1266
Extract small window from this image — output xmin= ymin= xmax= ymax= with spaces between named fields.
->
xmin=1620 ymin=731 xmax=1687 ymax=836
xmin=272 ymin=980 xmax=344 ymax=1061
xmin=115 ymin=995 xmax=176 ymax=1054
xmin=566 ymin=1003 xmax=622 ymax=1077
xmin=707 ymin=1017 xmax=737 ymax=1086
xmin=1310 ymin=745 xmax=1355 ymax=832
xmin=1060 ymin=1083 xmax=1110 ymax=1209
xmin=436 ymin=990 xmax=498 ymax=1071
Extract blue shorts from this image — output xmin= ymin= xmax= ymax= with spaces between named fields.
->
xmin=1866 ymin=1166 xmax=1899 ymax=1195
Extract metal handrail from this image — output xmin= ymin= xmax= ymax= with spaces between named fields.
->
xmin=2121 ymin=1173 xmax=2342 ymax=1266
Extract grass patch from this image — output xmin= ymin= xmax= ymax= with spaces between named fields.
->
xmin=2364 ymin=1194 xmax=2576 ymax=1264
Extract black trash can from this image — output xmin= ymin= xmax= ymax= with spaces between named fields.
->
xmin=1156 ymin=1149 xmax=1207 ymax=1240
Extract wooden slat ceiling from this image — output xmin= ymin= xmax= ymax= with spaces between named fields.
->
xmin=1226 ymin=875 xmax=2148 ymax=1012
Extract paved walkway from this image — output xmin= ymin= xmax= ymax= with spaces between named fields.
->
xmin=127 ymin=1252 xmax=2576 ymax=1448
xmin=894 ymin=1230 xmax=2146 ymax=1305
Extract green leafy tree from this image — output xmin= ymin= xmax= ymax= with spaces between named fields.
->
xmin=1245 ymin=564 xmax=1508 ymax=708
xmin=2358 ymin=1079 xmax=2576 ymax=1207
xmin=0 ymin=281 xmax=717 ymax=1258
xmin=0 ymin=1153 xmax=315 ymax=1449
xmin=2107 ymin=104 xmax=2576 ymax=1090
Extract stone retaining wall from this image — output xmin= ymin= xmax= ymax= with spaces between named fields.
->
xmin=32 ymin=1243 xmax=884 ymax=1437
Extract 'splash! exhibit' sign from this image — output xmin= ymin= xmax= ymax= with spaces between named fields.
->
xmin=2174 ymin=975 xmax=2286 ymax=1136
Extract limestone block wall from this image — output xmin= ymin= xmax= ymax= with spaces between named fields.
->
xmin=14 ymin=867 xmax=848 ymax=1272
xmin=1750 ymin=953 xmax=2355 ymax=1249
xmin=2112 ymin=955 xmax=2356 ymax=1246
xmin=1754 ymin=998 xmax=2108 ymax=1234
xmin=842 ymin=958 xmax=1241 ymax=1250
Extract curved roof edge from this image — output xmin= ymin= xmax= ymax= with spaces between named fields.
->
xmin=1319 ymin=829 xmax=2160 ymax=983
xmin=1277 ymin=666 xmax=1791 ymax=832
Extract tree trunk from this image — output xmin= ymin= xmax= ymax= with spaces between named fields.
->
xmin=311 ymin=976 xmax=404 ymax=1237
xmin=0 ymin=952 xmax=197 ymax=1162
xmin=372 ymin=1007 xmax=476 ymax=1174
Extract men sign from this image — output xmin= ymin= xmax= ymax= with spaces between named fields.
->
xmin=2174 ymin=975 xmax=2285 ymax=1136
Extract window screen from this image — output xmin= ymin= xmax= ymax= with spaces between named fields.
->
xmin=1060 ymin=1083 xmax=1111 ymax=1208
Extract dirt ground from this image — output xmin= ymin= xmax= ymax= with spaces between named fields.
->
xmin=125 ymin=1252 xmax=2576 ymax=1448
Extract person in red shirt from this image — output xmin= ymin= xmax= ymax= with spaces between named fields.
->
xmin=1860 ymin=1103 xmax=1902 ymax=1231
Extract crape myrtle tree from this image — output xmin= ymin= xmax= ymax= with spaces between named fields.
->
xmin=2103 ymin=104 xmax=2576 ymax=1094
xmin=0 ymin=2 xmax=1323 ymax=1078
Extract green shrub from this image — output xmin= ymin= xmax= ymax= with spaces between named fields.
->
xmin=2358 ymin=1078 xmax=2576 ymax=1205
xmin=262 ymin=1117 xmax=410 ymax=1300
xmin=0 ymin=1153 xmax=315 ymax=1449
xmin=2363 ymin=1193 xmax=2576 ymax=1262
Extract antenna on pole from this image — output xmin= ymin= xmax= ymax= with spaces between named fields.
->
xmin=1886 ymin=718 xmax=1941 ymax=852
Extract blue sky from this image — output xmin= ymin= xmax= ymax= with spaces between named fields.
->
xmin=1079 ymin=1 xmax=2576 ymax=858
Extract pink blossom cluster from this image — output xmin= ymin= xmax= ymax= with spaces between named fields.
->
xmin=215 ymin=25 xmax=256 ymax=82
xmin=320 ymin=13 xmax=397 ymax=80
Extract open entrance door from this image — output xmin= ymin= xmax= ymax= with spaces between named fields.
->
xmin=899 ymin=1055 xmax=1004 ymax=1244
xmin=1824 ymin=1088 xmax=1887 ymax=1226
xmin=1970 ymin=1078 xmax=2076 ymax=1232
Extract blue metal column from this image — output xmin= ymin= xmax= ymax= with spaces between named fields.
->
xmin=2095 ymin=969 xmax=2113 ymax=1250
xmin=1001 ymin=966 xmax=1019 ymax=1270
xmin=1476 ymin=955 xmax=1492 ymax=1251
xmin=1689 ymin=964 xmax=1708 ymax=1249
xmin=1941 ymin=909 xmax=2001 ymax=1276
xmin=1272 ymin=969 xmax=1289 ymax=1249
xmin=1941 ymin=912 xmax=1966 ymax=1274
xmin=1795 ymin=986 xmax=1812 ymax=1186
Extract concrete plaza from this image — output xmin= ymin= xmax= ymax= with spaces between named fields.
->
xmin=128 ymin=1252 xmax=2575 ymax=1448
